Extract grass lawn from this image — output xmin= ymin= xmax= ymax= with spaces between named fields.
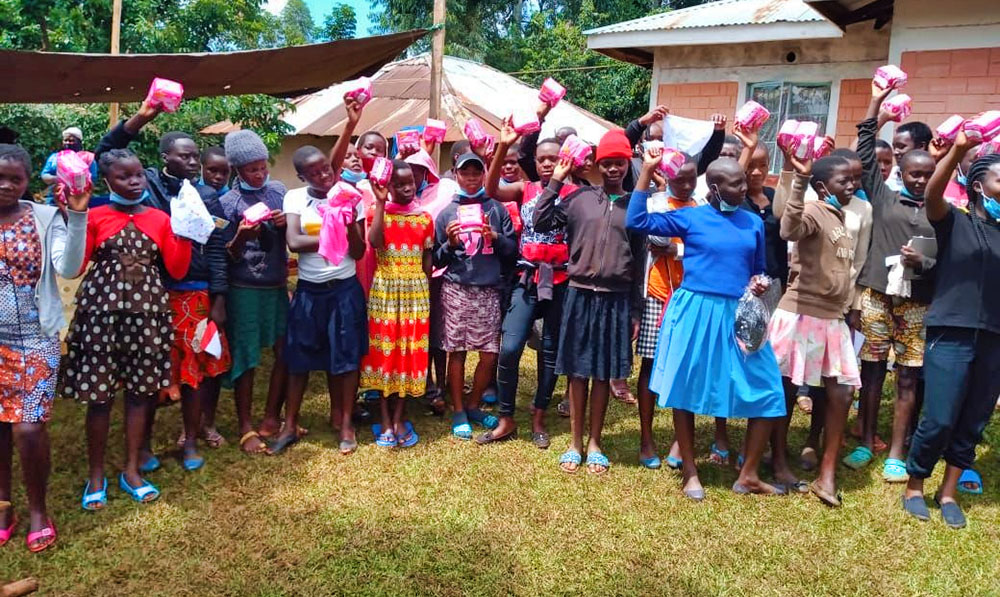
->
xmin=1 ymin=354 xmax=998 ymax=596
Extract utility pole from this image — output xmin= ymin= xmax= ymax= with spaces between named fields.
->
xmin=109 ymin=0 xmax=122 ymax=128
xmin=428 ymin=0 xmax=445 ymax=164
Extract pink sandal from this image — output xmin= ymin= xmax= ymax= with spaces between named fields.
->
xmin=26 ymin=519 xmax=56 ymax=553
xmin=0 ymin=514 xmax=16 ymax=548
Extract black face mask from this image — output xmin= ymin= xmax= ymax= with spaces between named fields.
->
xmin=65 ymin=140 xmax=83 ymax=152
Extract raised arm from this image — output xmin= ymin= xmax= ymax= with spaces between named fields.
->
xmin=697 ymin=115 xmax=727 ymax=175
xmin=926 ymin=131 xmax=979 ymax=222
xmin=367 ymin=181 xmax=389 ymax=250
xmin=778 ymin=146 xmax=816 ymax=241
xmin=51 ymin=186 xmax=90 ymax=278
xmin=485 ymin=117 xmax=526 ymax=204
xmin=733 ymin=124 xmax=759 ymax=172
xmin=94 ymin=100 xmax=163 ymax=159
xmin=330 ymin=96 xmax=363 ymax=177
xmin=533 ymin=158 xmax=572 ymax=233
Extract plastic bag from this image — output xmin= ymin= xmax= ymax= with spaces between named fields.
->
xmin=734 ymin=276 xmax=781 ymax=354
xmin=170 ymin=179 xmax=215 ymax=244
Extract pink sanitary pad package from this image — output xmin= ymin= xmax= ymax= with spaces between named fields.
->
xmin=146 ymin=77 xmax=184 ymax=112
xmin=964 ymin=111 xmax=1000 ymax=143
xmin=881 ymin=94 xmax=913 ymax=122
xmin=423 ymin=118 xmax=447 ymax=144
xmin=558 ymin=134 xmax=592 ymax=167
xmin=873 ymin=64 xmax=908 ymax=91
xmin=936 ymin=115 xmax=966 ymax=142
xmin=511 ymin=107 xmax=541 ymax=135
xmin=369 ymin=156 xmax=394 ymax=187
xmin=242 ymin=201 xmax=273 ymax=226
xmin=345 ymin=77 xmax=373 ymax=108
xmin=464 ymin=118 xmax=490 ymax=148
xmin=538 ymin=78 xmax=567 ymax=108
xmin=735 ymin=100 xmax=770 ymax=131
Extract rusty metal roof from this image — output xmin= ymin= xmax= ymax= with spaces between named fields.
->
xmin=585 ymin=0 xmax=825 ymax=35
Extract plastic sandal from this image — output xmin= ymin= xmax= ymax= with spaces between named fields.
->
xmin=883 ymin=458 xmax=908 ymax=483
xmin=902 ymin=494 xmax=930 ymax=521
xmin=586 ymin=452 xmax=610 ymax=475
xmin=709 ymin=443 xmax=729 ymax=465
xmin=683 ymin=488 xmax=706 ymax=502
xmin=639 ymin=455 xmax=662 ymax=470
xmin=451 ymin=412 xmax=473 ymax=440
xmin=201 ymin=428 xmax=226 ymax=448
xmin=398 ymin=421 xmax=419 ymax=448
xmin=266 ymin=433 xmax=299 ymax=456
xmin=138 ymin=455 xmax=161 ymax=474
xmin=118 ymin=473 xmax=160 ymax=504
xmin=339 ymin=439 xmax=358 ymax=455
xmin=0 ymin=513 xmax=15 ymax=548
xmin=559 ymin=449 xmax=582 ymax=473
xmin=958 ymin=469 xmax=984 ymax=495
xmin=665 ymin=455 xmax=683 ymax=470
xmin=182 ymin=454 xmax=205 ymax=472
xmin=466 ymin=408 xmax=499 ymax=430
xmin=81 ymin=478 xmax=108 ymax=511
xmin=842 ymin=446 xmax=874 ymax=470
xmin=481 ymin=387 xmax=498 ymax=405
xmin=375 ymin=428 xmax=398 ymax=448
xmin=26 ymin=519 xmax=56 ymax=553
xmin=556 ymin=398 xmax=570 ymax=418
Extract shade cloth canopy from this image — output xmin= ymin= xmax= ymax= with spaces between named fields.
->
xmin=0 ymin=30 xmax=427 ymax=104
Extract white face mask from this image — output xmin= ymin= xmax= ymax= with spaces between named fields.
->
xmin=712 ymin=185 xmax=739 ymax=212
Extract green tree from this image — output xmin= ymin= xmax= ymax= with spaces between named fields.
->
xmin=321 ymin=4 xmax=358 ymax=41
xmin=280 ymin=0 xmax=316 ymax=46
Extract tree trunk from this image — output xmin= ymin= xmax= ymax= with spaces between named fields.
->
xmin=37 ymin=14 xmax=50 ymax=51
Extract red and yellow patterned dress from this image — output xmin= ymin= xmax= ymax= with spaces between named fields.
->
xmin=360 ymin=210 xmax=433 ymax=398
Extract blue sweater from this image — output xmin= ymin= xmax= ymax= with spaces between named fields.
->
xmin=626 ymin=191 xmax=766 ymax=298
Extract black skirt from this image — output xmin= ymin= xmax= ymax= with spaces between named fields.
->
xmin=556 ymin=286 xmax=632 ymax=381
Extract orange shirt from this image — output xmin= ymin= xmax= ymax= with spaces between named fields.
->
xmin=646 ymin=196 xmax=697 ymax=303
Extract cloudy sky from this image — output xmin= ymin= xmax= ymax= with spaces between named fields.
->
xmin=264 ymin=0 xmax=374 ymax=35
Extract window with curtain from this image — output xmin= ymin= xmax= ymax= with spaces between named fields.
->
xmin=747 ymin=82 xmax=832 ymax=172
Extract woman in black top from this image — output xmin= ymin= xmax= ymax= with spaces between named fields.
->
xmin=901 ymin=134 xmax=1000 ymax=529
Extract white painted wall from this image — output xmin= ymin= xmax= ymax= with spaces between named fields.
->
xmin=887 ymin=0 xmax=1000 ymax=63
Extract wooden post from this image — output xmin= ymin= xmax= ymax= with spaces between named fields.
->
xmin=428 ymin=0 xmax=446 ymax=164
xmin=108 ymin=0 xmax=123 ymax=128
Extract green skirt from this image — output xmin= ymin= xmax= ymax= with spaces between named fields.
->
xmin=224 ymin=286 xmax=289 ymax=387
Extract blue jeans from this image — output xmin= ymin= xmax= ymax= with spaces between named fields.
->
xmin=906 ymin=327 xmax=1000 ymax=478
xmin=496 ymin=281 xmax=566 ymax=417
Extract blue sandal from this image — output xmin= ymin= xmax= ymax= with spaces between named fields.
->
xmin=709 ymin=443 xmax=730 ymax=465
xmin=182 ymin=454 xmax=205 ymax=472
xmin=398 ymin=421 xmax=419 ymax=448
xmin=374 ymin=424 xmax=398 ymax=448
xmin=842 ymin=446 xmax=874 ymax=470
xmin=81 ymin=478 xmax=108 ymax=511
xmin=559 ymin=449 xmax=582 ymax=473
xmin=665 ymin=455 xmax=683 ymax=470
xmin=466 ymin=408 xmax=499 ymax=430
xmin=138 ymin=455 xmax=161 ymax=474
xmin=451 ymin=412 xmax=473 ymax=440
xmin=640 ymin=455 xmax=662 ymax=470
xmin=118 ymin=473 xmax=160 ymax=504
xmin=481 ymin=387 xmax=498 ymax=405
xmin=586 ymin=452 xmax=610 ymax=475
xmin=958 ymin=469 xmax=983 ymax=495
xmin=883 ymin=458 xmax=908 ymax=483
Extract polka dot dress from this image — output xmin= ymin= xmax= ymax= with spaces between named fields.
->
xmin=63 ymin=223 xmax=174 ymax=404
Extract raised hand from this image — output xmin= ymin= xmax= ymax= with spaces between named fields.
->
xmin=642 ymin=145 xmax=663 ymax=169
xmin=639 ymin=105 xmax=669 ymax=126
xmin=710 ymin=113 xmax=728 ymax=131
xmin=344 ymin=96 xmax=363 ymax=125
xmin=552 ymin=156 xmax=573 ymax=182
xmin=63 ymin=181 xmax=92 ymax=212
xmin=499 ymin=116 xmax=519 ymax=146
xmin=371 ymin=180 xmax=390 ymax=204
xmin=733 ymin=123 xmax=758 ymax=151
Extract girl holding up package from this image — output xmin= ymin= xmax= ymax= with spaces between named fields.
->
xmin=534 ymin=130 xmax=646 ymax=474
xmin=0 ymin=145 xmax=87 ymax=552
xmin=64 ymin=148 xmax=191 ymax=507
xmin=219 ymin=130 xmax=289 ymax=455
xmin=362 ymin=161 xmax=433 ymax=447
xmin=901 ymin=136 xmax=1000 ymax=529
xmin=626 ymin=150 xmax=786 ymax=500
xmin=768 ymin=148 xmax=862 ymax=506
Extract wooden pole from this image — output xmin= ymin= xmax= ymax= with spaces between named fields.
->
xmin=428 ymin=0 xmax=446 ymax=164
xmin=108 ymin=0 xmax=122 ymax=128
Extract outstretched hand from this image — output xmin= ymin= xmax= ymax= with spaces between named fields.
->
xmin=344 ymin=96 xmax=363 ymax=125
xmin=499 ymin=116 xmax=519 ymax=146
xmin=639 ymin=105 xmax=669 ymax=126
xmin=710 ymin=113 xmax=727 ymax=131
xmin=733 ymin=123 xmax=758 ymax=151
xmin=642 ymin=145 xmax=663 ymax=169
xmin=371 ymin=180 xmax=390 ymax=204
xmin=552 ymin=156 xmax=573 ymax=182
xmin=780 ymin=144 xmax=812 ymax=176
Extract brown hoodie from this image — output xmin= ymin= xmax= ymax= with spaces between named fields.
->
xmin=778 ymin=173 xmax=855 ymax=320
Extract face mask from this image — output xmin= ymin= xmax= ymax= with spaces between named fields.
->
xmin=900 ymin=187 xmax=922 ymax=201
xmin=975 ymin=183 xmax=1000 ymax=221
xmin=854 ymin=188 xmax=869 ymax=201
xmin=712 ymin=186 xmax=739 ymax=212
xmin=340 ymin=169 xmax=367 ymax=184
xmin=239 ymin=175 xmax=270 ymax=191
xmin=957 ymin=174 xmax=968 ymax=186
xmin=825 ymin=195 xmax=843 ymax=210
xmin=66 ymin=140 xmax=83 ymax=152
xmin=109 ymin=189 xmax=149 ymax=206
xmin=457 ymin=186 xmax=485 ymax=200
xmin=417 ymin=179 xmax=429 ymax=196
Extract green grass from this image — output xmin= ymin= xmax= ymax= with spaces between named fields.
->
xmin=2 ymin=355 xmax=998 ymax=596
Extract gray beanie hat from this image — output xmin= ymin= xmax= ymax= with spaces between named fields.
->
xmin=224 ymin=129 xmax=269 ymax=167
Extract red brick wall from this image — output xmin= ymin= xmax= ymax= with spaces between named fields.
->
xmin=657 ymin=82 xmax=739 ymax=122
xmin=900 ymin=48 xmax=1000 ymax=128
xmin=835 ymin=79 xmax=871 ymax=148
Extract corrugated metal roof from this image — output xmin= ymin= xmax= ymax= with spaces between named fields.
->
xmin=584 ymin=0 xmax=824 ymax=35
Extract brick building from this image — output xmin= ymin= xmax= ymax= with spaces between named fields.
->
xmin=586 ymin=0 xmax=1000 ymax=171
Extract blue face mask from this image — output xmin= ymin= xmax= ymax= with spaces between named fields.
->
xmin=982 ymin=194 xmax=1000 ymax=222
xmin=957 ymin=174 xmax=968 ymax=186
xmin=854 ymin=188 xmax=869 ymax=201
xmin=239 ymin=175 xmax=270 ymax=191
xmin=825 ymin=195 xmax=843 ymax=210
xmin=109 ymin=189 xmax=149 ymax=206
xmin=900 ymin=187 xmax=923 ymax=202
xmin=457 ymin=186 xmax=486 ymax=200
xmin=713 ymin=187 xmax=740 ymax=212
xmin=416 ymin=179 xmax=429 ymax=197
xmin=340 ymin=169 xmax=367 ymax=184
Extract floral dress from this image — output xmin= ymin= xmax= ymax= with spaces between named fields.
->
xmin=0 ymin=212 xmax=60 ymax=423
xmin=360 ymin=211 xmax=433 ymax=398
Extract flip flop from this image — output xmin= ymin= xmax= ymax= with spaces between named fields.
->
xmin=842 ymin=446 xmax=873 ymax=470
xmin=958 ymin=469 xmax=984 ymax=495
xmin=182 ymin=454 xmax=205 ymax=472
xmin=26 ymin=519 xmax=57 ymax=553
xmin=81 ymin=478 xmax=108 ymax=511
xmin=556 ymin=399 xmax=570 ymax=418
xmin=883 ymin=458 xmax=908 ymax=483
xmin=138 ymin=455 xmax=161 ymax=474
xmin=531 ymin=431 xmax=551 ymax=450
xmin=374 ymin=425 xmax=398 ymax=448
xmin=934 ymin=496 xmax=967 ymax=529
xmin=708 ymin=443 xmax=729 ymax=465
xmin=239 ymin=430 xmax=268 ymax=454
xmin=118 ymin=473 xmax=160 ymax=504
xmin=0 ymin=513 xmax=15 ymax=548
xmin=809 ymin=481 xmax=843 ymax=507
xmin=481 ymin=387 xmax=498 ymax=405
xmin=902 ymin=494 xmax=930 ymax=521
xmin=640 ymin=455 xmax=662 ymax=470
xmin=780 ymin=479 xmax=810 ymax=494
xmin=398 ymin=422 xmax=419 ymax=448
xmin=451 ymin=412 xmax=473 ymax=440
xmin=665 ymin=456 xmax=683 ymax=470
xmin=339 ymin=439 xmax=358 ymax=455
xmin=475 ymin=428 xmax=517 ymax=445
xmin=586 ymin=451 xmax=610 ymax=475
xmin=559 ymin=449 xmax=582 ymax=473
xmin=796 ymin=395 xmax=813 ymax=414
xmin=466 ymin=408 xmax=499 ymax=430
xmin=200 ymin=428 xmax=226 ymax=448
xmin=683 ymin=488 xmax=706 ymax=502
xmin=732 ymin=481 xmax=787 ymax=496
xmin=266 ymin=433 xmax=299 ymax=456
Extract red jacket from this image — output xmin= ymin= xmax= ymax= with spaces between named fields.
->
xmin=81 ymin=205 xmax=191 ymax=280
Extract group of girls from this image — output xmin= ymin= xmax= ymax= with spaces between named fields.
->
xmin=1 ymin=77 xmax=998 ymax=554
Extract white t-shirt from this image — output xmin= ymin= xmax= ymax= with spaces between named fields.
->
xmin=283 ymin=186 xmax=364 ymax=283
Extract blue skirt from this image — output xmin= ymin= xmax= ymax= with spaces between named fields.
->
xmin=650 ymin=288 xmax=785 ymax=419
xmin=556 ymin=287 xmax=632 ymax=381
xmin=285 ymin=277 xmax=368 ymax=375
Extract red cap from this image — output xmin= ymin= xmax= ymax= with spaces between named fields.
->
xmin=595 ymin=129 xmax=632 ymax=162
